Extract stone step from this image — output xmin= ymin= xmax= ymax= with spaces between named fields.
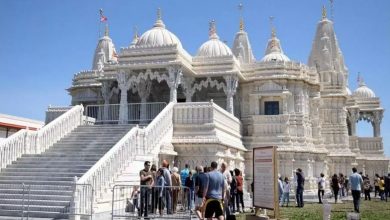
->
xmin=0 ymin=180 xmax=73 ymax=186
xmin=16 ymin=157 xmax=99 ymax=162
xmin=2 ymin=169 xmax=88 ymax=174
xmin=0 ymin=171 xmax=84 ymax=177
xmin=0 ymin=209 xmax=68 ymax=219
xmin=0 ymin=189 xmax=72 ymax=196
xmin=22 ymin=154 xmax=104 ymax=158
xmin=0 ymin=204 xmax=67 ymax=214
xmin=8 ymin=161 xmax=96 ymax=169
xmin=0 ymin=198 xmax=70 ymax=207
xmin=0 ymin=176 xmax=76 ymax=182
xmin=0 ymin=184 xmax=73 ymax=191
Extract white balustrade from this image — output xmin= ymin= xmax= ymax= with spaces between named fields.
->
xmin=357 ymin=137 xmax=383 ymax=154
xmin=251 ymin=115 xmax=289 ymax=136
xmin=77 ymin=102 xmax=175 ymax=200
xmin=0 ymin=105 xmax=84 ymax=169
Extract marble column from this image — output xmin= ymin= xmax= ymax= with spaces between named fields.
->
xmin=372 ymin=111 xmax=383 ymax=137
xmin=101 ymin=81 xmax=111 ymax=122
xmin=348 ymin=108 xmax=359 ymax=136
xmin=137 ymin=79 xmax=152 ymax=123
xmin=223 ymin=75 xmax=238 ymax=114
xmin=182 ymin=76 xmax=194 ymax=102
xmin=167 ymin=66 xmax=182 ymax=103
xmin=117 ymin=72 xmax=131 ymax=124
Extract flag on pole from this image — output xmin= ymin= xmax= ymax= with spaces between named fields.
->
xmin=100 ymin=9 xmax=108 ymax=22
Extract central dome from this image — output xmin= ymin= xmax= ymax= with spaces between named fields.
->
xmin=353 ymin=81 xmax=375 ymax=98
xmin=196 ymin=21 xmax=233 ymax=57
xmin=136 ymin=13 xmax=182 ymax=48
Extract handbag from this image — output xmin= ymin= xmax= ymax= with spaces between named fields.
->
xmin=125 ymin=198 xmax=133 ymax=212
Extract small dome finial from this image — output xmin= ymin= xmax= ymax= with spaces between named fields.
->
xmin=357 ymin=72 xmax=365 ymax=86
xmin=133 ymin=26 xmax=139 ymax=40
xmin=322 ymin=5 xmax=327 ymax=20
xmin=153 ymin=8 xmax=165 ymax=28
xmin=238 ymin=3 xmax=244 ymax=31
xmin=269 ymin=16 xmax=276 ymax=38
xmin=104 ymin=24 xmax=109 ymax=36
xmin=209 ymin=20 xmax=218 ymax=39
xmin=157 ymin=8 xmax=162 ymax=20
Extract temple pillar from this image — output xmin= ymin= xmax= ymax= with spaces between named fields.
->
xmin=182 ymin=76 xmax=194 ymax=102
xmin=137 ymin=79 xmax=152 ymax=122
xmin=223 ymin=75 xmax=238 ymax=114
xmin=101 ymin=81 xmax=111 ymax=122
xmin=372 ymin=111 xmax=383 ymax=137
xmin=117 ymin=72 xmax=131 ymax=124
xmin=167 ymin=66 xmax=182 ymax=103
xmin=348 ymin=108 xmax=359 ymax=136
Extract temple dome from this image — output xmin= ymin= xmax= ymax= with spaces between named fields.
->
xmin=196 ymin=21 xmax=233 ymax=57
xmin=353 ymin=81 xmax=375 ymax=98
xmin=260 ymin=30 xmax=290 ymax=62
xmin=136 ymin=16 xmax=182 ymax=48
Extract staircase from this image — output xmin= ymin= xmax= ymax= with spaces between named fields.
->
xmin=0 ymin=124 xmax=132 ymax=219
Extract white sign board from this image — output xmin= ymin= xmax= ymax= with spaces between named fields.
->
xmin=253 ymin=146 xmax=278 ymax=212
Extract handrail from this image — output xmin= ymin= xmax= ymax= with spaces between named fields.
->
xmin=0 ymin=105 xmax=84 ymax=169
xmin=77 ymin=102 xmax=175 ymax=199
xmin=36 ymin=105 xmax=84 ymax=154
xmin=77 ymin=127 xmax=138 ymax=198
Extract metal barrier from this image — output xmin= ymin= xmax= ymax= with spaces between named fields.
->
xmin=0 ymin=183 xmax=93 ymax=220
xmin=85 ymin=102 xmax=167 ymax=124
xmin=112 ymin=185 xmax=192 ymax=219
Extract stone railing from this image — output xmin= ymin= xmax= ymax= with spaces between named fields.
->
xmin=358 ymin=137 xmax=383 ymax=154
xmin=77 ymin=102 xmax=175 ymax=200
xmin=36 ymin=105 xmax=84 ymax=154
xmin=249 ymin=114 xmax=289 ymax=136
xmin=0 ymin=130 xmax=34 ymax=169
xmin=0 ymin=105 xmax=84 ymax=170
xmin=173 ymin=101 xmax=243 ymax=149
xmin=138 ymin=102 xmax=175 ymax=154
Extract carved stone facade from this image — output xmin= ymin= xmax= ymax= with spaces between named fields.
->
xmin=68 ymin=9 xmax=389 ymax=190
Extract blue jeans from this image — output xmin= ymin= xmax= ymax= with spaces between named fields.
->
xmin=280 ymin=192 xmax=289 ymax=206
xmin=139 ymin=187 xmax=150 ymax=217
xmin=296 ymin=188 xmax=304 ymax=207
xmin=187 ymin=189 xmax=194 ymax=209
xmin=352 ymin=190 xmax=361 ymax=212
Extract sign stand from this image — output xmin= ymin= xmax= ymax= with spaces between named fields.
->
xmin=253 ymin=146 xmax=279 ymax=219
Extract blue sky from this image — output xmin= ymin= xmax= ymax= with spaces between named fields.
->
xmin=0 ymin=0 xmax=389 ymax=156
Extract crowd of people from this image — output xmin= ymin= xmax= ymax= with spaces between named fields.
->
xmin=315 ymin=168 xmax=390 ymax=213
xmin=135 ymin=160 xmax=246 ymax=220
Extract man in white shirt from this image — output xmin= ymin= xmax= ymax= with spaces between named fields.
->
xmin=317 ymin=173 xmax=326 ymax=204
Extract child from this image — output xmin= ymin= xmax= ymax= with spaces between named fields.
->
xmin=280 ymin=177 xmax=290 ymax=207
xmin=131 ymin=186 xmax=140 ymax=212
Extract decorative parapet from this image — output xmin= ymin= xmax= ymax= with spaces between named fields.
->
xmin=357 ymin=137 xmax=384 ymax=155
xmin=45 ymin=106 xmax=73 ymax=124
xmin=172 ymin=101 xmax=244 ymax=150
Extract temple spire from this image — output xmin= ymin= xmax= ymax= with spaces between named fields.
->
xmin=322 ymin=5 xmax=327 ymax=20
xmin=269 ymin=16 xmax=276 ymax=38
xmin=238 ymin=3 xmax=244 ymax=31
xmin=133 ymin=26 xmax=139 ymax=40
xmin=209 ymin=20 xmax=218 ymax=39
xmin=104 ymin=24 xmax=109 ymax=36
xmin=154 ymin=8 xmax=165 ymax=28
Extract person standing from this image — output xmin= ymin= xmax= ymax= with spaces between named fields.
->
xmin=230 ymin=170 xmax=237 ymax=213
xmin=317 ymin=173 xmax=325 ymax=204
xmin=180 ymin=164 xmax=190 ymax=210
xmin=339 ymin=173 xmax=346 ymax=198
xmin=379 ymin=176 xmax=385 ymax=201
xmin=295 ymin=168 xmax=305 ymax=208
xmin=185 ymin=171 xmax=195 ymax=210
xmin=331 ymin=174 xmax=340 ymax=203
xmin=161 ymin=160 xmax=172 ymax=214
xmin=195 ymin=166 xmax=207 ymax=220
xmin=220 ymin=162 xmax=232 ymax=216
xmin=363 ymin=175 xmax=371 ymax=201
xmin=374 ymin=173 xmax=380 ymax=197
xmin=385 ymin=173 xmax=390 ymax=202
xmin=171 ymin=167 xmax=181 ymax=213
xmin=349 ymin=167 xmax=364 ymax=213
xmin=235 ymin=168 xmax=244 ymax=213
xmin=280 ymin=177 xmax=291 ymax=207
xmin=278 ymin=174 xmax=283 ymax=203
xmin=203 ymin=161 xmax=225 ymax=220
xmin=139 ymin=161 xmax=153 ymax=218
